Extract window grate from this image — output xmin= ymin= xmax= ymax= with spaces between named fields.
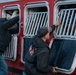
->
xmin=24 ymin=12 xmax=48 ymax=36
xmin=55 ymin=9 xmax=76 ymax=38
xmin=3 ymin=36 xmax=17 ymax=61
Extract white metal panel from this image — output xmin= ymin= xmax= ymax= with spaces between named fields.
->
xmin=24 ymin=12 xmax=48 ymax=36
xmin=3 ymin=36 xmax=17 ymax=61
xmin=55 ymin=9 xmax=76 ymax=39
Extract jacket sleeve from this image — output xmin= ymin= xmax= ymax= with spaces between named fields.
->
xmin=36 ymin=49 xmax=53 ymax=73
xmin=9 ymin=23 xmax=19 ymax=34
xmin=50 ymin=25 xmax=55 ymax=34
xmin=1 ymin=16 xmax=19 ymax=30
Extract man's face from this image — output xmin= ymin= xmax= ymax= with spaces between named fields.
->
xmin=44 ymin=32 xmax=50 ymax=40
xmin=6 ymin=14 xmax=11 ymax=20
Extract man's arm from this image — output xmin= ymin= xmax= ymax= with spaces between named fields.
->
xmin=49 ymin=19 xmax=61 ymax=34
xmin=9 ymin=23 xmax=19 ymax=34
xmin=49 ymin=25 xmax=56 ymax=34
xmin=1 ymin=16 xmax=19 ymax=30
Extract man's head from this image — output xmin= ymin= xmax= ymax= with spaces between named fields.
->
xmin=37 ymin=27 xmax=51 ymax=41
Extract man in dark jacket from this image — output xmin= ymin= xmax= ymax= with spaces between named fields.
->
xmin=0 ymin=11 xmax=19 ymax=75
xmin=23 ymin=20 xmax=60 ymax=75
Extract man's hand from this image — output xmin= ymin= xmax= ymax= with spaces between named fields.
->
xmin=55 ymin=19 xmax=61 ymax=26
xmin=11 ymin=10 xmax=19 ymax=18
xmin=53 ymin=67 xmax=57 ymax=73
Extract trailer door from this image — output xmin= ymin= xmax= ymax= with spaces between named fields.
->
xmin=50 ymin=1 xmax=76 ymax=74
xmin=21 ymin=2 xmax=49 ymax=63
xmin=49 ymin=39 xmax=76 ymax=74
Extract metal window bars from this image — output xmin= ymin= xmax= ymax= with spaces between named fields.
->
xmin=24 ymin=12 xmax=48 ymax=36
xmin=3 ymin=36 xmax=17 ymax=61
xmin=54 ymin=9 xmax=76 ymax=39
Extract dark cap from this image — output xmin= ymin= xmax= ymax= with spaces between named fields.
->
xmin=37 ymin=27 xmax=50 ymax=38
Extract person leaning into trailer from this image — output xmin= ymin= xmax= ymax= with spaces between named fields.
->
xmin=22 ymin=20 xmax=61 ymax=75
xmin=0 ymin=10 xmax=19 ymax=75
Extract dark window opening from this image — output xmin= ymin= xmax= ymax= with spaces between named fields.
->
xmin=59 ymin=4 xmax=76 ymax=11
xmin=27 ymin=7 xmax=47 ymax=14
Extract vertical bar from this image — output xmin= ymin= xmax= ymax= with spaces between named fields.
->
xmin=74 ymin=15 xmax=76 ymax=36
xmin=26 ymin=14 xmax=33 ymax=35
xmin=70 ymin=13 xmax=76 ymax=36
xmin=66 ymin=10 xmax=74 ymax=35
xmin=63 ymin=10 xmax=72 ymax=35
xmin=25 ymin=15 xmax=32 ymax=35
xmin=45 ymin=13 xmax=48 ymax=27
xmin=27 ymin=13 xmax=34 ymax=35
xmin=25 ymin=15 xmax=31 ymax=34
xmin=44 ymin=14 xmax=48 ymax=27
xmin=24 ymin=17 xmax=29 ymax=33
xmin=29 ymin=13 xmax=37 ymax=35
xmin=56 ymin=10 xmax=63 ymax=34
xmin=33 ymin=13 xmax=39 ymax=35
xmin=36 ymin=13 xmax=43 ymax=34
xmin=59 ymin=10 xmax=67 ymax=35
xmin=40 ymin=12 xmax=45 ymax=27
xmin=43 ymin=13 xmax=48 ymax=27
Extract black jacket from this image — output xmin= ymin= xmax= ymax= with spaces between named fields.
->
xmin=24 ymin=25 xmax=55 ymax=75
xmin=0 ymin=16 xmax=19 ymax=54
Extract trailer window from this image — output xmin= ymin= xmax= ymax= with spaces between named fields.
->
xmin=2 ymin=5 xmax=20 ymax=61
xmin=2 ymin=5 xmax=20 ymax=35
xmin=54 ymin=4 xmax=76 ymax=39
xmin=49 ymin=39 xmax=76 ymax=74
xmin=21 ymin=2 xmax=49 ymax=63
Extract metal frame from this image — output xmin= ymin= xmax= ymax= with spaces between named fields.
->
xmin=55 ymin=54 xmax=76 ymax=74
xmin=24 ymin=1 xmax=49 ymax=36
xmin=54 ymin=0 xmax=76 ymax=39
xmin=55 ymin=9 xmax=76 ymax=38
xmin=49 ymin=38 xmax=76 ymax=74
